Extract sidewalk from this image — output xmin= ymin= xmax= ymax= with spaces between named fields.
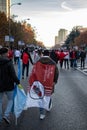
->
xmin=76 ymin=62 xmax=87 ymax=76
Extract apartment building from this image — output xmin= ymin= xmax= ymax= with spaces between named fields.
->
xmin=0 ymin=0 xmax=10 ymax=18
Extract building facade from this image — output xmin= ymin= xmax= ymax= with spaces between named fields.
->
xmin=58 ymin=29 xmax=68 ymax=44
xmin=55 ymin=28 xmax=68 ymax=46
xmin=55 ymin=36 xmax=58 ymax=45
xmin=0 ymin=0 xmax=10 ymax=18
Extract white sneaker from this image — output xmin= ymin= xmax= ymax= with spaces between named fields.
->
xmin=40 ymin=114 xmax=45 ymax=120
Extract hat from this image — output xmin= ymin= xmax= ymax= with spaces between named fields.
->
xmin=0 ymin=47 xmax=8 ymax=55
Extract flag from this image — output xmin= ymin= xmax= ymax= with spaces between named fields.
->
xmin=13 ymin=59 xmax=26 ymax=125
xmin=29 ymin=61 xmax=55 ymax=95
xmin=13 ymin=84 xmax=26 ymax=119
xmin=24 ymin=81 xmax=51 ymax=111
xmin=29 ymin=81 xmax=45 ymax=99
xmin=18 ymin=58 xmax=21 ymax=80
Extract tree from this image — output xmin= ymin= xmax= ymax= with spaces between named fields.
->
xmin=65 ymin=26 xmax=80 ymax=47
xmin=0 ymin=12 xmax=44 ymax=48
xmin=0 ymin=11 xmax=8 ymax=45
xmin=75 ymin=31 xmax=87 ymax=47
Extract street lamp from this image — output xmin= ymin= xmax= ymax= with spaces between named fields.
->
xmin=8 ymin=2 xmax=21 ymax=47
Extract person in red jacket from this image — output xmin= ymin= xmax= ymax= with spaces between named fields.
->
xmin=29 ymin=49 xmax=59 ymax=120
xmin=7 ymin=47 xmax=14 ymax=61
xmin=21 ymin=47 xmax=33 ymax=79
xmin=58 ymin=49 xmax=68 ymax=68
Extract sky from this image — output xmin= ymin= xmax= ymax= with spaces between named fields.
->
xmin=11 ymin=0 xmax=87 ymax=47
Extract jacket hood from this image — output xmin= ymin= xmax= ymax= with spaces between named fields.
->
xmin=0 ymin=57 xmax=10 ymax=66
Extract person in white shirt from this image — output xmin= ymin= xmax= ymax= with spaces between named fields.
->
xmin=14 ymin=48 xmax=21 ymax=64
xmin=64 ymin=50 xmax=70 ymax=69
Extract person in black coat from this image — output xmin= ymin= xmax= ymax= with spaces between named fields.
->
xmin=0 ymin=47 xmax=20 ymax=124
xmin=80 ymin=49 xmax=86 ymax=69
xmin=50 ymin=50 xmax=59 ymax=64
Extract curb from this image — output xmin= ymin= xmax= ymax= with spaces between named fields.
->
xmin=76 ymin=68 xmax=87 ymax=76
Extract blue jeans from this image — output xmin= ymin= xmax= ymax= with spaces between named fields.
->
xmin=39 ymin=96 xmax=51 ymax=115
xmin=0 ymin=91 xmax=14 ymax=121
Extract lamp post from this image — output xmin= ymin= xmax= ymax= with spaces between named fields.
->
xmin=8 ymin=2 xmax=21 ymax=47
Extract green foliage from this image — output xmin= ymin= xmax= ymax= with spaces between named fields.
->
xmin=0 ymin=11 xmax=8 ymax=44
xmin=0 ymin=12 xmax=44 ymax=48
xmin=65 ymin=26 xmax=80 ymax=46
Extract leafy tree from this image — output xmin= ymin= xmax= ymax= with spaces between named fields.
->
xmin=0 ymin=12 xmax=44 ymax=48
xmin=75 ymin=31 xmax=87 ymax=47
xmin=0 ymin=11 xmax=8 ymax=45
xmin=65 ymin=26 xmax=80 ymax=47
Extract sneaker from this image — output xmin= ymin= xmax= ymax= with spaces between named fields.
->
xmin=40 ymin=114 xmax=45 ymax=120
xmin=3 ymin=116 xmax=11 ymax=124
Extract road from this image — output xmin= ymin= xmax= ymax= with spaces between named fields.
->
xmin=1 ymin=63 xmax=87 ymax=130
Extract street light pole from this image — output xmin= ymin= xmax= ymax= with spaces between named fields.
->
xmin=8 ymin=2 xmax=21 ymax=47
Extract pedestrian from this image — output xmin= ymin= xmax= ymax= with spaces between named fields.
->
xmin=7 ymin=47 xmax=14 ymax=61
xmin=33 ymin=49 xmax=42 ymax=64
xmin=70 ymin=49 xmax=77 ymax=69
xmin=29 ymin=49 xmax=59 ymax=120
xmin=50 ymin=49 xmax=59 ymax=64
xmin=80 ymin=48 xmax=86 ymax=69
xmin=64 ymin=49 xmax=70 ymax=69
xmin=21 ymin=47 xmax=33 ymax=79
xmin=14 ymin=47 xmax=21 ymax=64
xmin=0 ymin=47 xmax=20 ymax=125
xmin=58 ymin=49 xmax=67 ymax=68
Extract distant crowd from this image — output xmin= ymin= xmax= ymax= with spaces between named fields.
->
xmin=3 ymin=46 xmax=87 ymax=70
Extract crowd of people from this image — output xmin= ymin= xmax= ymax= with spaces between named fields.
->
xmin=4 ymin=46 xmax=87 ymax=71
xmin=0 ymin=45 xmax=87 ymax=125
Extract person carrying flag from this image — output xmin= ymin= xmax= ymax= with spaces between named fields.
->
xmin=29 ymin=49 xmax=59 ymax=120
xmin=0 ymin=47 xmax=20 ymax=125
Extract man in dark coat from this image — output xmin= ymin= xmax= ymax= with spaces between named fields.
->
xmin=0 ymin=47 xmax=20 ymax=124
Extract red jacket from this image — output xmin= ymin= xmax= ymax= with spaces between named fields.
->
xmin=29 ymin=56 xmax=59 ymax=95
xmin=22 ymin=52 xmax=29 ymax=64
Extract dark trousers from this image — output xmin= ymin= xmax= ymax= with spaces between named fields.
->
xmin=64 ymin=59 xmax=69 ymax=69
xmin=22 ymin=62 xmax=29 ymax=77
xmin=81 ymin=58 xmax=85 ymax=68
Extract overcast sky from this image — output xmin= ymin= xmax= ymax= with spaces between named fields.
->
xmin=11 ymin=0 xmax=87 ymax=47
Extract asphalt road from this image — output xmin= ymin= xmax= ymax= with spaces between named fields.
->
xmin=1 ymin=62 xmax=87 ymax=130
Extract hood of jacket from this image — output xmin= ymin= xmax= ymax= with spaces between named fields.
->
xmin=0 ymin=57 xmax=10 ymax=66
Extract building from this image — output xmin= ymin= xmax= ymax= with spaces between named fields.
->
xmin=0 ymin=0 xmax=10 ymax=18
xmin=55 ymin=36 xmax=58 ymax=45
xmin=55 ymin=28 xmax=68 ymax=46
xmin=58 ymin=29 xmax=68 ymax=44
